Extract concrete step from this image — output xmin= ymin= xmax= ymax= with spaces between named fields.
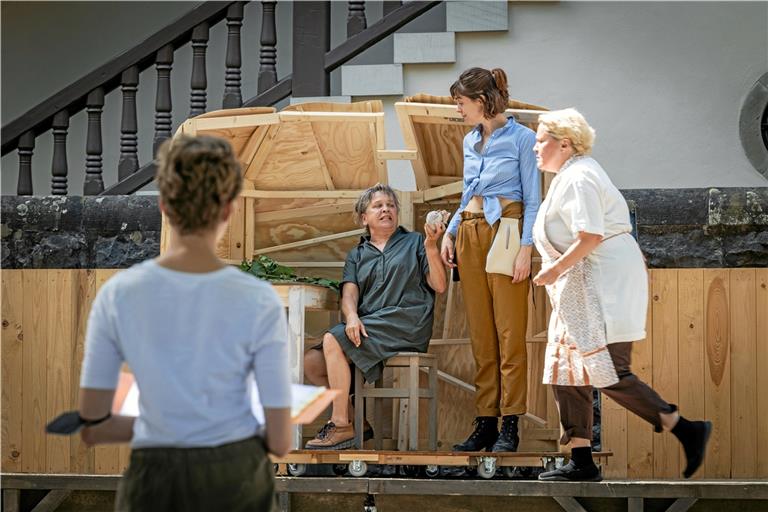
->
xmin=290 ymin=96 xmax=351 ymax=105
xmin=446 ymin=1 xmax=508 ymax=32
xmin=341 ymin=64 xmax=403 ymax=96
xmin=393 ymin=32 xmax=455 ymax=64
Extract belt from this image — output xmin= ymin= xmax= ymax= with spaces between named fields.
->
xmin=460 ymin=201 xmax=523 ymax=221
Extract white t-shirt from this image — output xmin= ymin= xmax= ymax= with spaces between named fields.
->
xmin=80 ymin=260 xmax=292 ymax=449
xmin=536 ymin=156 xmax=648 ymax=343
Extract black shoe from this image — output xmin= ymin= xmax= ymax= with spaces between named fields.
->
xmin=452 ymin=416 xmax=498 ymax=452
xmin=673 ymin=418 xmax=712 ymax=478
xmin=538 ymin=460 xmax=603 ymax=482
xmin=491 ymin=415 xmax=519 ymax=452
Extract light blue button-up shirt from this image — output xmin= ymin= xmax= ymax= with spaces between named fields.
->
xmin=446 ymin=117 xmax=540 ymax=246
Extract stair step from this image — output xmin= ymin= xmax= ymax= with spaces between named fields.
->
xmin=446 ymin=1 xmax=508 ymax=32
xmin=341 ymin=64 xmax=403 ymax=96
xmin=290 ymin=96 xmax=352 ymax=105
xmin=394 ymin=32 xmax=455 ymax=64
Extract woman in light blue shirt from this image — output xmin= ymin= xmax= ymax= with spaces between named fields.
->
xmin=440 ymin=67 xmax=541 ymax=453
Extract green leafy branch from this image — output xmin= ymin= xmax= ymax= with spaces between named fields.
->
xmin=239 ymin=255 xmax=340 ymax=291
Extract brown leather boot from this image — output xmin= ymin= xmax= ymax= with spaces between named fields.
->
xmin=305 ymin=421 xmax=355 ymax=450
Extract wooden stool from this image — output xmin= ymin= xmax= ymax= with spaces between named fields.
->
xmin=353 ymin=352 xmax=438 ymax=451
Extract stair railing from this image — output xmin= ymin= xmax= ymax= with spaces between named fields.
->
xmin=2 ymin=0 xmax=440 ymax=196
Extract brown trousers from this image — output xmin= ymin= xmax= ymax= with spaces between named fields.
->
xmin=456 ymin=203 xmax=528 ymax=417
xmin=553 ymin=342 xmax=674 ymax=445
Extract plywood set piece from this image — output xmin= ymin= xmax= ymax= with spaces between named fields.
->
xmin=395 ymin=94 xmax=547 ymax=191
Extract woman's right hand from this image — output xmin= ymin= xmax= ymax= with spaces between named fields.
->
xmin=440 ymin=234 xmax=456 ymax=268
xmin=345 ymin=314 xmax=368 ymax=347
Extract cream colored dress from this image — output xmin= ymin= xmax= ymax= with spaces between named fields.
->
xmin=533 ymin=156 xmax=649 ymax=388
xmin=535 ymin=155 xmax=648 ymax=345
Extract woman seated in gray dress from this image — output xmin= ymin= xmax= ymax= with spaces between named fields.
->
xmin=304 ymin=183 xmax=447 ymax=449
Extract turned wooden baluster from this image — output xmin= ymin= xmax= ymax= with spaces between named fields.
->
xmin=17 ymin=131 xmax=35 ymax=195
xmin=347 ymin=1 xmax=367 ymax=37
xmin=223 ymin=3 xmax=244 ymax=108
xmin=383 ymin=1 xmax=402 ymax=17
xmin=118 ymin=66 xmax=139 ymax=181
xmin=84 ymin=88 xmax=105 ymax=195
xmin=189 ymin=22 xmax=209 ymax=117
xmin=258 ymin=0 xmax=277 ymax=94
xmin=51 ymin=111 xmax=70 ymax=195
xmin=154 ymin=45 xmax=174 ymax=156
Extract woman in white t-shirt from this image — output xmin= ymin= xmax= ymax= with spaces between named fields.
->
xmin=77 ymin=135 xmax=291 ymax=511
xmin=531 ymin=108 xmax=710 ymax=482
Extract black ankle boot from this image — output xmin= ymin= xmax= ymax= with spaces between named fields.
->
xmin=491 ymin=415 xmax=519 ymax=452
xmin=452 ymin=417 xmax=498 ymax=452
xmin=539 ymin=447 xmax=603 ymax=482
xmin=672 ymin=416 xmax=712 ymax=478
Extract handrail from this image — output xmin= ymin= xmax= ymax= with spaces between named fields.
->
xmin=0 ymin=2 xmax=237 ymax=155
xmin=324 ymin=1 xmax=441 ymax=72
xmin=103 ymin=2 xmax=442 ymax=195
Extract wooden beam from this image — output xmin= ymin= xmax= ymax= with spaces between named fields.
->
xmin=2 ymin=490 xmax=20 ymax=512
xmin=30 ymin=490 xmax=71 ymax=512
xmin=254 ymin=229 xmax=364 ymax=256
xmin=421 ymin=181 xmax=464 ymax=202
xmin=428 ymin=338 xmax=471 ymax=346
xmin=665 ymin=498 xmax=698 ymax=512
xmin=395 ymin=103 xmax=430 ymax=190
xmin=238 ymin=125 xmax=271 ymax=169
xmin=306 ymin=123 xmax=336 ymax=190
xmin=193 ymin=113 xmax=280 ymax=132
xmin=242 ymin=76 xmax=293 ymax=109
xmin=256 ymin=202 xmax=355 ymax=223
xmin=628 ymin=497 xmax=644 ymax=512
xmin=553 ymin=496 xmax=588 ymax=512
xmin=244 ymin=124 xmax=280 ymax=181
xmin=377 ymin=149 xmax=417 ymax=160
xmin=428 ymin=175 xmax=461 ymax=187
xmin=403 ymin=102 xmax=547 ymax=126
xmin=374 ymin=115 xmax=388 ymax=184
xmin=279 ymin=111 xmax=384 ymax=123
xmin=241 ymin=189 xmax=366 ymax=199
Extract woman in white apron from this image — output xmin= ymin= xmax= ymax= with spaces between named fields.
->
xmin=531 ymin=108 xmax=711 ymax=482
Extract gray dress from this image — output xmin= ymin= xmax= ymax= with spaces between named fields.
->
xmin=328 ymin=227 xmax=435 ymax=382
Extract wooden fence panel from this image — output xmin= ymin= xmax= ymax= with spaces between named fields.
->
xmin=677 ymin=269 xmax=705 ymax=479
xmin=2 ymin=270 xmax=24 ymax=471
xmin=756 ymin=268 xmax=768 ymax=478
xmin=703 ymin=269 xmax=731 ymax=478
xmin=2 ymin=267 xmax=767 ymax=479
xmin=729 ymin=269 xmax=757 ymax=477
xmin=626 ymin=273 xmax=654 ymax=478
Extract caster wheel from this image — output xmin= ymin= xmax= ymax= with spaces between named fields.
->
xmin=348 ymin=460 xmax=368 ymax=477
xmin=287 ymin=463 xmax=307 ymax=477
xmin=332 ymin=464 xmax=347 ymax=476
xmin=425 ymin=464 xmax=440 ymax=478
xmin=477 ymin=457 xmax=497 ymax=479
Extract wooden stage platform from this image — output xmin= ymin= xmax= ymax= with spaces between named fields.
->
xmin=3 ymin=473 xmax=767 ymax=512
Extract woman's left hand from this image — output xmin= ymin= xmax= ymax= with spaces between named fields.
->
xmin=424 ymin=222 xmax=446 ymax=244
xmin=511 ymin=245 xmax=533 ymax=283
xmin=533 ymin=263 xmax=561 ymax=286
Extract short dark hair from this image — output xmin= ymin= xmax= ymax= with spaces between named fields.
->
xmin=156 ymin=135 xmax=243 ymax=235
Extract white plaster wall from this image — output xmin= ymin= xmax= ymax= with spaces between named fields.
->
xmin=396 ymin=1 xmax=768 ymax=189
xmin=2 ymin=1 xmax=766 ymax=194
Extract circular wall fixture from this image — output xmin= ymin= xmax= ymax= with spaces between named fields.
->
xmin=739 ymin=72 xmax=768 ymax=179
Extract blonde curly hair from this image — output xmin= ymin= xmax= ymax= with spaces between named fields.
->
xmin=537 ymin=108 xmax=596 ymax=156
xmin=156 ymin=135 xmax=242 ymax=235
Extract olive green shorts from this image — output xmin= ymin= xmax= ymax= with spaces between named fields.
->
xmin=115 ymin=436 xmax=277 ymax=512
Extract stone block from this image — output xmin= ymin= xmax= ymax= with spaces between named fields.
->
xmin=341 ymin=64 xmax=403 ymax=96
xmin=446 ymin=1 xmax=507 ymax=32
xmin=394 ymin=32 xmax=455 ymax=63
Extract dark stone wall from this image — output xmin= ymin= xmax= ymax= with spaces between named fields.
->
xmin=2 ymin=187 xmax=767 ymax=269
xmin=1 ymin=196 xmax=160 ymax=269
